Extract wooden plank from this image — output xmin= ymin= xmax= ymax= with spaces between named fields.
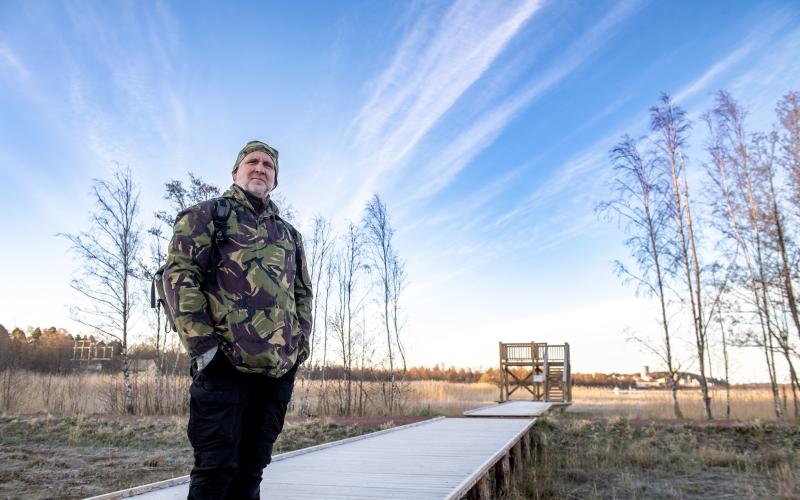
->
xmin=443 ymin=419 xmax=535 ymax=499
xmin=85 ymin=416 xmax=445 ymax=500
xmin=90 ymin=417 xmax=535 ymax=500
xmin=463 ymin=400 xmax=556 ymax=417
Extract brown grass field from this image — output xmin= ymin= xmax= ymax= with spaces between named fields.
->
xmin=510 ymin=417 xmax=799 ymax=499
xmin=2 ymin=369 xmax=794 ymax=421
xmin=567 ymin=385 xmax=795 ymax=421
xmin=1 ymin=370 xmax=798 ymax=499
xmin=0 ymin=415 xmax=390 ymax=500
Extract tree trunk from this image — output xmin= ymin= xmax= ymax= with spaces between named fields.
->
xmin=718 ymin=315 xmax=731 ymax=419
xmin=122 ymin=349 xmax=134 ymax=415
xmin=767 ymin=167 xmax=800 ymax=343
xmin=680 ymin=152 xmax=712 ymax=420
xmin=763 ymin=330 xmax=783 ymax=419
xmin=647 ymin=203 xmax=683 ymax=419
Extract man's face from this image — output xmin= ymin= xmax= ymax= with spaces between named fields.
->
xmin=232 ymin=150 xmax=276 ymax=197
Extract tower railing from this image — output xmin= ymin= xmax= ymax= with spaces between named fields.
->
xmin=498 ymin=341 xmax=571 ymax=403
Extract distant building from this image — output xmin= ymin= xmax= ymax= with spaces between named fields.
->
xmin=635 ymin=365 xmax=720 ymax=389
xmin=72 ymin=339 xmax=114 ymax=371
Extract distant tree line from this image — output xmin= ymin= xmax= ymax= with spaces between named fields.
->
xmin=0 ymin=324 xmax=75 ymax=373
xmin=0 ymin=323 xmax=147 ymax=374
xmin=5 ymin=326 xmax=721 ymax=389
xmin=598 ymin=90 xmax=800 ymax=421
xmin=1 ymin=324 xmax=739 ymax=391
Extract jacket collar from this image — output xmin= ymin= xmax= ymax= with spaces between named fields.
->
xmin=223 ymin=184 xmax=280 ymax=217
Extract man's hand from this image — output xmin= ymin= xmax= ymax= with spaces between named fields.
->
xmin=297 ymin=336 xmax=310 ymax=364
xmin=194 ymin=345 xmax=218 ymax=372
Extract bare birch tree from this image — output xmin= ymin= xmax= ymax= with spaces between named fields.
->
xmin=705 ymin=92 xmax=786 ymax=418
xmin=712 ymin=279 xmax=734 ymax=419
xmin=363 ymin=194 xmax=407 ymax=412
xmin=752 ymin=131 xmax=800 ymax=418
xmin=62 ymin=165 xmax=141 ymax=414
xmin=140 ymin=223 xmax=169 ymax=412
xmin=318 ymin=256 xmax=336 ymax=415
xmin=774 ymin=91 xmax=800 ymax=419
xmin=601 ymin=88 xmax=800 ymax=419
xmin=154 ymin=172 xmax=221 ymax=228
xmin=776 ymin=92 xmax=800 ymax=342
xmin=777 ymin=92 xmax=800 ymax=215
xmin=389 ymin=249 xmax=408 ymax=410
xmin=598 ymin=135 xmax=684 ymax=418
xmin=331 ymin=223 xmax=365 ymax=415
xmin=298 ymin=216 xmax=333 ymax=415
xmin=651 ymin=95 xmax=713 ymax=419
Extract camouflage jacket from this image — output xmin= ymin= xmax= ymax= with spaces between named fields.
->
xmin=163 ymin=184 xmax=312 ymax=377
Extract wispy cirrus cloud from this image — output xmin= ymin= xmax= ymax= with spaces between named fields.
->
xmin=674 ymin=8 xmax=799 ymax=107
xmin=391 ymin=0 xmax=642 ymax=288
xmin=0 ymin=42 xmax=29 ymax=82
xmin=400 ymin=162 xmax=529 ymax=236
xmin=343 ymin=0 xmax=544 ymax=210
xmin=672 ymin=41 xmax=755 ymax=105
xmin=672 ymin=29 xmax=788 ymax=107
xmin=496 ymin=147 xmax=608 ymax=228
xmin=0 ymin=149 xmax=75 ymax=229
xmin=354 ymin=0 xmax=542 ymax=150
xmin=724 ymin=26 xmax=800 ymax=117
xmin=412 ymin=0 xmax=641 ymax=200
xmin=59 ymin=1 xmax=186 ymax=179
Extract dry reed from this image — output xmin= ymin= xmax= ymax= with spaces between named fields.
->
xmin=569 ymin=385 xmax=792 ymax=421
xmin=0 ymin=368 xmax=790 ymax=421
xmin=0 ymin=369 xmax=189 ymax=415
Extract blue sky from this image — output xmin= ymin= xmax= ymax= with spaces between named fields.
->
xmin=1 ymin=0 xmax=799 ymax=381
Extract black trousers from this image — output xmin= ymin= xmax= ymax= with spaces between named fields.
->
xmin=187 ymin=351 xmax=297 ymax=500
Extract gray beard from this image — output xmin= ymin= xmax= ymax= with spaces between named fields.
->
xmin=241 ymin=181 xmax=270 ymax=199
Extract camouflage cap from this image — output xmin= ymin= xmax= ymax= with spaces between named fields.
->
xmin=233 ymin=140 xmax=280 ymax=188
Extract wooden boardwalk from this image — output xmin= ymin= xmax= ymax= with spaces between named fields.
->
xmin=87 ymin=415 xmax=539 ymax=500
xmin=463 ymin=401 xmax=555 ymax=418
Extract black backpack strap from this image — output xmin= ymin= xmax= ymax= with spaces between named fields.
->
xmin=150 ymin=275 xmax=157 ymax=309
xmin=152 ymin=264 xmax=175 ymax=332
xmin=205 ymin=198 xmax=231 ymax=285
xmin=211 ymin=199 xmax=230 ymax=242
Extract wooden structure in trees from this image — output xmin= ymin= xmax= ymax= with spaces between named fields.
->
xmin=72 ymin=339 xmax=114 ymax=372
xmin=498 ymin=341 xmax=571 ymax=403
xmin=72 ymin=339 xmax=114 ymax=361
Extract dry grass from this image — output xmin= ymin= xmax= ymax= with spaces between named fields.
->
xmin=2 ymin=369 xmax=796 ymax=498
xmin=509 ymin=417 xmax=800 ymax=499
xmin=293 ymin=378 xmax=499 ymax=417
xmin=0 ymin=369 xmax=501 ymax=417
xmin=0 ymin=369 xmax=189 ymax=415
xmin=0 ymin=414 xmax=385 ymax=500
xmin=1 ymin=368 xmax=792 ymax=421
xmin=569 ymin=386 xmax=793 ymax=421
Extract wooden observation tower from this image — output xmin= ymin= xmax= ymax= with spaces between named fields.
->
xmin=498 ymin=342 xmax=571 ymax=403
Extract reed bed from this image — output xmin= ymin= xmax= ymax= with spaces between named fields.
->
xmin=0 ymin=369 xmax=189 ymax=415
xmin=569 ymin=385 xmax=792 ymax=421
xmin=0 ymin=368 xmax=790 ymax=421
xmin=292 ymin=378 xmax=499 ymax=417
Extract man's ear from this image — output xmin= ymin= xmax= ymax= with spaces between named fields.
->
xmin=231 ymin=168 xmax=237 ymax=182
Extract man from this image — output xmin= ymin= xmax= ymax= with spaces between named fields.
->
xmin=164 ymin=140 xmax=312 ymax=500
